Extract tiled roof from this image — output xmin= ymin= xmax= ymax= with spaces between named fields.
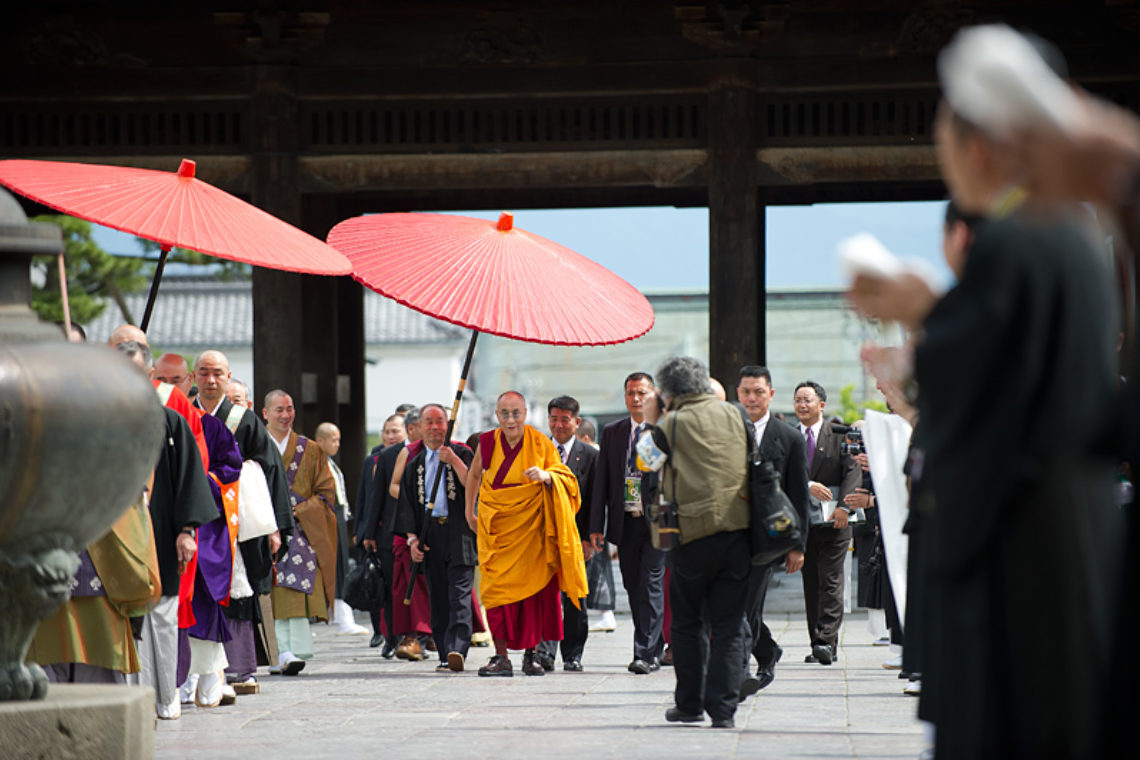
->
xmin=85 ymin=277 xmax=467 ymax=347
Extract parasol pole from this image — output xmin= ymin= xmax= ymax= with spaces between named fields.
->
xmin=56 ymin=253 xmax=73 ymax=341
xmin=139 ymin=243 xmax=171 ymax=333
xmin=405 ymin=328 xmax=480 ymax=604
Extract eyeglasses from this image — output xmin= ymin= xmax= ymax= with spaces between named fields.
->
xmin=497 ymin=409 xmax=525 ymax=419
xmin=793 ymin=397 xmax=817 ymax=405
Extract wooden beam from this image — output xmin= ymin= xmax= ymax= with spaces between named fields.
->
xmin=758 ymin=146 xmax=939 ymax=184
xmin=298 ymin=150 xmax=708 ymax=193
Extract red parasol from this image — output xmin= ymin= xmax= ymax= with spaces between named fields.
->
xmin=328 ymin=210 xmax=653 ymax=604
xmin=328 ymin=211 xmax=653 ymax=346
xmin=0 ymin=158 xmax=352 ymax=330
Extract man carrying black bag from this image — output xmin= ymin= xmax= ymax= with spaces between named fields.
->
xmin=635 ymin=356 xmax=751 ymax=729
xmin=735 ymin=366 xmax=810 ymax=697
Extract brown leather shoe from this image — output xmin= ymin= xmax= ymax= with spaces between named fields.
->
xmin=661 ymin=645 xmax=674 ymax=666
xmin=447 ymin=651 xmax=464 ymax=672
xmin=477 ymin=654 xmax=513 ymax=677
xmin=395 ymin=636 xmax=424 ymax=661
xmin=522 ymin=649 xmax=546 ymax=676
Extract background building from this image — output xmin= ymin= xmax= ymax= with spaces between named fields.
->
xmin=88 ymin=278 xmax=886 ymax=439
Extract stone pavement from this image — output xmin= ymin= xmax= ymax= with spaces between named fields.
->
xmin=156 ymin=572 xmax=925 ymax=760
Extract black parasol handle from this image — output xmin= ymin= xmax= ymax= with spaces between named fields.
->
xmin=404 ymin=329 xmax=480 ymax=605
xmin=140 ymin=244 xmax=171 ymax=333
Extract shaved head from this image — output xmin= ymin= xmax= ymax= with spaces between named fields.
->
xmin=315 ymin=421 xmax=341 ymax=457
xmin=153 ymin=353 xmax=192 ymax=395
xmin=497 ymin=390 xmax=526 ymax=406
xmin=194 ymin=349 xmax=232 ymax=411
xmin=194 ymin=349 xmax=230 ymax=373
xmin=709 ymin=377 xmax=727 ymax=401
xmin=108 ymin=323 xmax=147 ymax=348
xmin=495 ymin=390 xmax=528 ymax=443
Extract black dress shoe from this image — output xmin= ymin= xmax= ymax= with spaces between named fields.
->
xmin=755 ymin=644 xmax=782 ymax=690
xmin=563 ymin=660 xmax=583 ymax=672
xmin=522 ymin=649 xmax=546 ymax=676
xmin=628 ymin=659 xmax=652 ymax=675
xmin=811 ymin=644 xmax=833 ymax=665
xmin=648 ymin=659 xmax=661 ymax=672
xmin=665 ymin=707 xmax=703 ymax=723
xmin=738 ymin=675 xmax=762 ymax=703
xmin=369 ymin=633 xmax=384 ymax=648
xmin=535 ymin=651 xmax=556 ymax=672
xmin=381 ymin=638 xmax=397 ymax=659
xmin=804 ymin=653 xmax=818 ymax=663
xmin=711 ymin=717 xmax=735 ymax=729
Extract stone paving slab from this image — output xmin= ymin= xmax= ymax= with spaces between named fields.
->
xmin=156 ymin=601 xmax=924 ymax=759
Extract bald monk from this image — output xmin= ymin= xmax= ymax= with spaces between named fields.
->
xmin=465 ymin=391 xmax=588 ymax=676
xmin=108 ymin=323 xmax=148 ymax=348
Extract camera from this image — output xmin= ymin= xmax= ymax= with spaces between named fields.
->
xmin=831 ymin=423 xmax=866 ymax=456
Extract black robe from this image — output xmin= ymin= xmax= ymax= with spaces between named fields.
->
xmin=914 ymin=210 xmax=1124 ymax=759
xmin=395 ymin=443 xmax=477 ymax=566
xmin=149 ymin=407 xmax=220 ymax=595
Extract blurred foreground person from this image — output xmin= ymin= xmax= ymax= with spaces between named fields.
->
xmin=637 ymin=357 xmax=749 ymax=729
xmin=850 ymin=27 xmax=1123 ymax=759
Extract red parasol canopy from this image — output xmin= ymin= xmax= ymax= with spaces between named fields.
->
xmin=0 ymin=158 xmax=352 ymax=329
xmin=327 ymin=211 xmax=653 ymax=346
xmin=329 ymin=211 xmax=653 ymax=603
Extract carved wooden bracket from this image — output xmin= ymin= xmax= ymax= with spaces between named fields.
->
xmin=674 ymin=1 xmax=789 ymax=54
xmin=213 ymin=9 xmax=330 ymax=63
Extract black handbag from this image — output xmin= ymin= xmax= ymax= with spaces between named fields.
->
xmin=342 ymin=549 xmax=387 ymax=612
xmin=737 ymin=406 xmax=804 ymax=565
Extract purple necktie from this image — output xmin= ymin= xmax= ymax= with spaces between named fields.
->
xmin=805 ymin=426 xmax=816 ymax=470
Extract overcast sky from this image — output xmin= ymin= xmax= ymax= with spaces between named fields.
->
xmin=89 ymin=200 xmax=954 ymax=292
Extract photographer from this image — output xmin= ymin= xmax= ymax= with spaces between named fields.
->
xmin=637 ymin=356 xmax=750 ymax=729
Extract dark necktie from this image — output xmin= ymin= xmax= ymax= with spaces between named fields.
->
xmin=628 ymin=424 xmax=642 ymax=471
xmin=805 ymin=426 xmax=816 ymax=470
xmin=557 ymin=443 xmax=566 ymax=462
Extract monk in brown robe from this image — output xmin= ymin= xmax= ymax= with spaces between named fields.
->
xmin=263 ymin=390 xmax=337 ymax=675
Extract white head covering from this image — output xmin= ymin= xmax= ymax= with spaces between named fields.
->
xmin=937 ymin=24 xmax=1083 ymax=138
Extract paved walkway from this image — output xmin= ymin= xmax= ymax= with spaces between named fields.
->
xmin=156 ymin=569 xmax=924 ymax=759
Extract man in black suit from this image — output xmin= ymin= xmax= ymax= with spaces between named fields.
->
xmin=359 ymin=408 xmax=422 ymax=656
xmin=793 ymin=381 xmax=860 ymax=665
xmin=396 ymin=404 xmax=475 ymax=672
xmin=590 ymin=372 xmax=665 ymax=674
xmin=736 ymin=366 xmax=810 ymax=695
xmin=535 ymin=395 xmax=598 ymax=672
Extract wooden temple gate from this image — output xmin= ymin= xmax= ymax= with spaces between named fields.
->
xmin=4 ymin=1 xmax=1139 ymax=497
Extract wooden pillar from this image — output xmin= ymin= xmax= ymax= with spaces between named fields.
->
xmin=250 ymin=63 xmax=304 ymax=414
xmin=297 ymin=195 xmax=340 ymax=440
xmin=707 ymin=83 xmax=764 ymax=389
xmin=336 ymin=276 xmax=366 ymax=502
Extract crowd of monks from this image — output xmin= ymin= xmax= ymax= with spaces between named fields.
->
xmin=29 ymin=323 xmax=644 ymax=721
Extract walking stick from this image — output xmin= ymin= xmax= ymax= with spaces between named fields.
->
xmin=405 ymin=329 xmax=479 ymax=605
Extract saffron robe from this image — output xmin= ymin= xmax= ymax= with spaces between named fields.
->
xmin=477 ymin=425 xmax=588 ymax=611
